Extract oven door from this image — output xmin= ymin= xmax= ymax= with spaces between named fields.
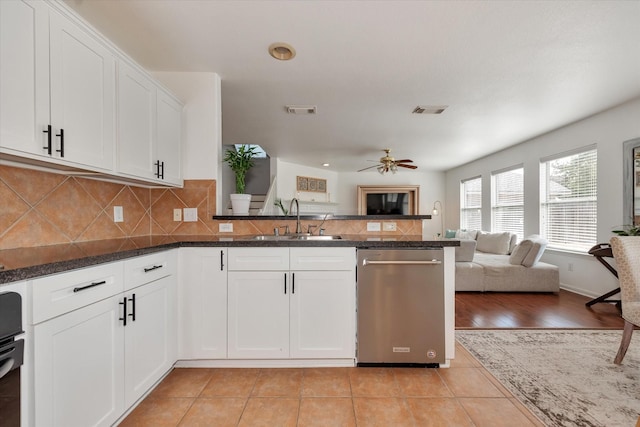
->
xmin=0 ymin=290 xmax=24 ymax=427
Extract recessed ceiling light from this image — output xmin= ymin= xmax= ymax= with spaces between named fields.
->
xmin=412 ymin=105 xmax=448 ymax=114
xmin=322 ymin=163 xmax=330 ymax=167
xmin=285 ymin=105 xmax=317 ymax=114
xmin=269 ymin=43 xmax=296 ymax=61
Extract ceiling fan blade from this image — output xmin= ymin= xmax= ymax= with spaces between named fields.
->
xmin=357 ymin=164 xmax=382 ymax=172
xmin=397 ymin=164 xmax=418 ymax=169
xmin=394 ymin=159 xmax=413 ymax=163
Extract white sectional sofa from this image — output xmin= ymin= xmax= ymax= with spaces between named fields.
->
xmin=450 ymin=230 xmax=560 ymax=292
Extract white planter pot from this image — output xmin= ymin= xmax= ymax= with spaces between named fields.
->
xmin=230 ymin=194 xmax=252 ymax=215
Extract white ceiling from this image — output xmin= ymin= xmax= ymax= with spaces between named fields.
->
xmin=64 ymin=0 xmax=640 ymax=173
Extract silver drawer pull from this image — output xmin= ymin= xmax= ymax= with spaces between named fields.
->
xmin=362 ymin=259 xmax=442 ymax=266
xmin=143 ymin=265 xmax=163 ymax=273
xmin=73 ymin=280 xmax=107 ymax=293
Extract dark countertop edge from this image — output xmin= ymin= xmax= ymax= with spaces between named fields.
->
xmin=212 ymin=215 xmax=432 ymax=220
xmin=0 ymin=237 xmax=458 ymax=285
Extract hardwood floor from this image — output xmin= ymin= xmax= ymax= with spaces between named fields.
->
xmin=455 ymin=289 xmax=624 ymax=329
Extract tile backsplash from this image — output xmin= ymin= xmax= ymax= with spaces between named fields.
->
xmin=0 ymin=164 xmax=424 ymax=250
xmin=0 ymin=164 xmax=216 ymax=250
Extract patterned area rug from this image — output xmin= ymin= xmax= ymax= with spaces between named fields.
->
xmin=456 ymin=330 xmax=640 ymax=427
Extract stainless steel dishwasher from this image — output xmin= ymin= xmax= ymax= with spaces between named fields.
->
xmin=357 ymin=248 xmax=445 ymax=367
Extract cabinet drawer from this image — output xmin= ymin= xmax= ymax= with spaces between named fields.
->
xmin=290 ymin=247 xmax=356 ymax=271
xmin=124 ymin=250 xmax=175 ymax=291
xmin=228 ymin=248 xmax=289 ymax=271
xmin=32 ymin=262 xmax=124 ymax=324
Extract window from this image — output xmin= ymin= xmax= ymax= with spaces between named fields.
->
xmin=460 ymin=177 xmax=482 ymax=230
xmin=540 ymin=147 xmax=597 ymax=252
xmin=492 ymin=167 xmax=524 ymax=241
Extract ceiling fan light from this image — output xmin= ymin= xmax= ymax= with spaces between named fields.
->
xmin=391 ymin=164 xmax=398 ymax=173
xmin=377 ymin=165 xmax=385 ymax=174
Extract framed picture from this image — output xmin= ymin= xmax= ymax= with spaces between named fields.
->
xmin=296 ymin=176 xmax=327 ymax=193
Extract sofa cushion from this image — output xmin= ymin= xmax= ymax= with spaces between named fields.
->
xmin=476 ymin=231 xmax=512 ymax=255
xmin=509 ymin=240 xmax=534 ymax=265
xmin=455 ymin=239 xmax=477 ymax=262
xmin=445 ymin=229 xmax=457 ymax=238
xmin=455 ymin=229 xmax=478 ymax=240
xmin=521 ymin=235 xmax=548 ymax=267
xmin=508 ymin=233 xmax=518 ymax=254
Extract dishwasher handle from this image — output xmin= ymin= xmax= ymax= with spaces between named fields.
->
xmin=362 ymin=259 xmax=442 ymax=266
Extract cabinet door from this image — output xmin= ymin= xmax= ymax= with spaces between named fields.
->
xmin=156 ymin=89 xmax=183 ymax=185
xmin=49 ymin=9 xmax=115 ymax=170
xmin=0 ymin=0 xmax=50 ymax=157
xmin=179 ymin=248 xmax=227 ymax=359
xmin=117 ymin=60 xmax=156 ymax=180
xmin=34 ymin=294 xmax=125 ymax=427
xmin=228 ymin=271 xmax=289 ymax=359
xmin=290 ymin=271 xmax=356 ymax=359
xmin=124 ymin=275 xmax=176 ymax=407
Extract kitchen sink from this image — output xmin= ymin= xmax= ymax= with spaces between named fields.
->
xmin=247 ymin=234 xmax=342 ymax=241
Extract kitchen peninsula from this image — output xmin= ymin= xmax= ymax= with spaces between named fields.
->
xmin=0 ymin=216 xmax=457 ymax=427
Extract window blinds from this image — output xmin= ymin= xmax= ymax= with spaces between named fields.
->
xmin=460 ymin=177 xmax=482 ymax=230
xmin=492 ymin=167 xmax=524 ymax=241
xmin=540 ymin=148 xmax=597 ymax=252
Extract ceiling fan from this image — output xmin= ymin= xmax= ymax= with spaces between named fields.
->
xmin=357 ymin=148 xmax=418 ymax=174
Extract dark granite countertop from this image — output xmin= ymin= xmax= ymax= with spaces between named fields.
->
xmin=213 ymin=214 xmax=432 ymax=220
xmin=0 ymin=235 xmax=458 ymax=285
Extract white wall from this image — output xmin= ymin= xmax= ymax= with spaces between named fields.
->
xmin=152 ymin=72 xmax=222 ymax=207
xmin=275 ymin=159 xmax=340 ymax=204
xmin=445 ymin=97 xmax=640 ymax=297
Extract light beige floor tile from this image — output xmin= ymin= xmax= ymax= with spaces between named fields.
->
xmin=393 ymin=369 xmax=453 ymax=397
xmin=406 ymin=397 xmax=474 ymax=426
xmin=353 ymin=397 xmax=414 ymax=426
xmin=298 ymin=397 xmax=356 ymax=427
xmin=238 ymin=397 xmax=299 ymax=427
xmin=119 ymin=397 xmax=193 ymax=427
xmin=302 ymin=368 xmax=352 ymax=397
xmin=150 ymin=368 xmax=213 ymax=398
xmin=349 ymin=368 xmax=401 ymax=397
xmin=200 ymin=368 xmax=259 ymax=397
xmin=251 ymin=368 xmax=303 ymax=397
xmin=459 ymin=397 xmax=537 ymax=427
xmin=178 ymin=397 xmax=246 ymax=427
xmin=438 ymin=367 xmax=505 ymax=398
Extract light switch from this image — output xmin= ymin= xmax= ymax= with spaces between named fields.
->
xmin=183 ymin=208 xmax=198 ymax=222
xmin=367 ymin=222 xmax=381 ymax=232
xmin=113 ymin=206 xmax=124 ymax=223
xmin=219 ymin=223 xmax=233 ymax=232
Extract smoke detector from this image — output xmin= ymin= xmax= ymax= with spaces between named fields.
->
xmin=286 ymin=105 xmax=317 ymax=115
xmin=412 ymin=105 xmax=448 ymax=114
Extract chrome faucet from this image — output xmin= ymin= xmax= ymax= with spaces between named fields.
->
xmin=289 ymin=198 xmax=302 ymax=234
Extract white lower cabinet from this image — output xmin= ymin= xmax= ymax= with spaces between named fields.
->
xmin=178 ymin=248 xmax=228 ymax=359
xmin=227 ymin=247 xmax=356 ymax=360
xmin=31 ymin=250 xmax=177 ymax=427
xmin=34 ymin=294 xmax=125 ymax=427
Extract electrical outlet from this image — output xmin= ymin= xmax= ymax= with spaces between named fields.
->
xmin=383 ymin=222 xmax=397 ymax=231
xmin=367 ymin=222 xmax=381 ymax=232
xmin=219 ymin=223 xmax=233 ymax=232
xmin=183 ymin=208 xmax=198 ymax=222
xmin=173 ymin=209 xmax=182 ymax=221
xmin=113 ymin=206 xmax=123 ymax=223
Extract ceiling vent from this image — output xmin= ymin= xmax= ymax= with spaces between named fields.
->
xmin=412 ymin=105 xmax=448 ymax=115
xmin=286 ymin=105 xmax=317 ymax=115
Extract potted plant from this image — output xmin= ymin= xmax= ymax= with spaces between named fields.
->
xmin=223 ymin=144 xmax=259 ymax=215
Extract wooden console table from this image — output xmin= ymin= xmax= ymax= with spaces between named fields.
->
xmin=586 ymin=243 xmax=620 ymax=308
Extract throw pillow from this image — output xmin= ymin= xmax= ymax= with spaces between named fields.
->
xmin=522 ymin=235 xmax=548 ymax=267
xmin=455 ymin=229 xmax=478 ymax=240
xmin=509 ymin=239 xmax=534 ymax=265
xmin=445 ymin=229 xmax=457 ymax=238
xmin=476 ymin=231 xmax=512 ymax=255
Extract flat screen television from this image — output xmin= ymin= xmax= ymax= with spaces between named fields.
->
xmin=357 ymin=185 xmax=419 ymax=215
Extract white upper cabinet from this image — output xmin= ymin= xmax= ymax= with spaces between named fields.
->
xmin=49 ymin=8 xmax=115 ymax=170
xmin=118 ymin=60 xmax=183 ymax=185
xmin=0 ymin=1 xmax=115 ymax=171
xmin=0 ymin=0 xmax=51 ymax=158
xmin=0 ymin=0 xmax=182 ymax=185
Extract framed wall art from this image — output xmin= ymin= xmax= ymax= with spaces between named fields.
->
xmin=296 ymin=176 xmax=327 ymax=193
